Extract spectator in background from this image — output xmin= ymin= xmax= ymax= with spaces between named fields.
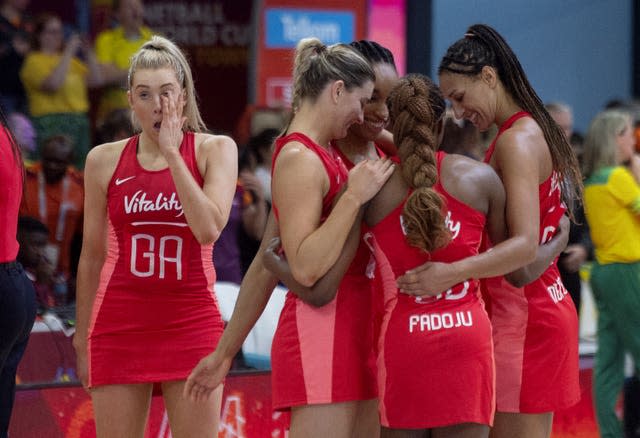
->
xmin=244 ymin=127 xmax=280 ymax=203
xmin=20 ymin=134 xmax=83 ymax=302
xmin=6 ymin=111 xmax=35 ymax=161
xmin=582 ymin=109 xmax=640 ymax=438
xmin=16 ymin=216 xmax=56 ymax=310
xmin=236 ymin=130 xmax=278 ymax=275
xmin=439 ymin=107 xmax=483 ymax=160
xmin=94 ymin=107 xmax=134 ymax=145
xmin=0 ymin=0 xmax=32 ymax=114
xmin=20 ymin=13 xmax=102 ymax=168
xmin=545 ymin=101 xmax=573 ymax=140
xmin=94 ymin=0 xmax=152 ymax=125
xmin=213 ymin=155 xmax=268 ymax=284
xmin=546 ymin=101 xmax=592 ymax=318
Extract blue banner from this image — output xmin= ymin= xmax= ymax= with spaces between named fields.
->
xmin=265 ymin=8 xmax=354 ymax=48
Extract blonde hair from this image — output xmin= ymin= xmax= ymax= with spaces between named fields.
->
xmin=582 ymin=109 xmax=631 ymax=179
xmin=290 ymin=37 xmax=375 ymax=111
xmin=128 ymin=35 xmax=206 ymax=132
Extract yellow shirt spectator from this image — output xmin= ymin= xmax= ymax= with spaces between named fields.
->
xmin=584 ymin=166 xmax=640 ymax=264
xmin=20 ymin=52 xmax=89 ymax=116
xmin=94 ymin=25 xmax=153 ymax=120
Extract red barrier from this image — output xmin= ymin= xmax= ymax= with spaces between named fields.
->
xmin=12 ymin=367 xmax=599 ymax=437
xmin=13 ymin=323 xmax=601 ymax=436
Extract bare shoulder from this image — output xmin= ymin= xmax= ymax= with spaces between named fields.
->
xmin=85 ymin=138 xmax=129 ymax=186
xmin=495 ymin=117 xmax=545 ymax=158
xmin=441 ymin=154 xmax=503 ymax=213
xmin=442 ymin=154 xmax=500 ymax=187
xmin=271 ymin=140 xmax=328 ymax=193
xmin=195 ymin=132 xmax=237 ymax=155
xmin=494 ymin=117 xmax=548 ymax=178
xmin=273 ymin=139 xmax=323 ymax=172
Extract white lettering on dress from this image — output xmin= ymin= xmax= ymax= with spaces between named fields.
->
xmin=409 ymin=311 xmax=473 ymax=333
xmin=546 ymin=276 xmax=569 ymax=304
xmin=130 ymin=234 xmax=184 ymax=280
xmin=444 ymin=211 xmax=460 ymax=239
xmin=124 ymin=191 xmax=184 ymax=217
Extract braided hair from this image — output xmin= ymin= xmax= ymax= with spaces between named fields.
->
xmin=438 ymin=24 xmax=582 ymax=214
xmin=387 ymin=74 xmax=450 ymax=252
xmin=349 ymin=40 xmax=396 ymax=70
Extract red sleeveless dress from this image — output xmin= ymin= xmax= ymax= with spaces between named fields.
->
xmin=483 ymin=112 xmax=580 ymax=412
xmin=366 ymin=151 xmax=494 ymax=428
xmin=270 ymin=132 xmax=377 ymax=410
xmin=88 ymin=133 xmax=224 ymax=387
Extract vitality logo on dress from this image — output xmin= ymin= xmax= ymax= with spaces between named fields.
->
xmin=124 ymin=191 xmax=184 ymax=217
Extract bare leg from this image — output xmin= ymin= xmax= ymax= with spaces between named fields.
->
xmin=289 ymin=401 xmax=360 ymax=438
xmin=91 ymin=383 xmax=153 ymax=438
xmin=490 ymin=412 xmax=553 ymax=438
xmin=353 ymin=398 xmax=380 ymax=438
xmin=162 ymin=379 xmax=223 ymax=438
xmin=432 ymin=422 xmax=489 ymax=438
xmin=380 ymin=426 xmax=428 ymax=438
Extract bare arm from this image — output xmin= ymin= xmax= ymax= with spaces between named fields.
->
xmin=82 ymin=38 xmax=104 ymax=88
xmin=505 ymin=214 xmax=570 ymax=287
xmin=160 ymin=94 xmax=238 ymax=244
xmin=72 ymin=144 xmax=119 ymax=387
xmin=40 ymin=35 xmax=81 ymax=92
xmin=263 ymin=207 xmax=363 ymax=307
xmin=397 ymin=129 xmax=541 ymax=296
xmin=184 ymin=213 xmax=280 ymax=401
xmin=273 ymin=145 xmax=393 ymax=286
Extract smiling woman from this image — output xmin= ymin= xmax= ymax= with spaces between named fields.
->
xmin=184 ymin=37 xmax=395 ymax=438
xmin=435 ymin=24 xmax=583 ymax=438
xmin=73 ymin=35 xmax=238 ymax=438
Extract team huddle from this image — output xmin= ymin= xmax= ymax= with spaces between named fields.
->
xmin=28 ymin=23 xmax=584 ymax=438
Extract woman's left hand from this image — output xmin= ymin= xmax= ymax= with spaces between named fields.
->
xmin=159 ymin=92 xmax=187 ymax=157
xmin=396 ymin=261 xmax=462 ymax=297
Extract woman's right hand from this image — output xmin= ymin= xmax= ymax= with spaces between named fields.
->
xmin=184 ymin=351 xmax=232 ymax=402
xmin=346 ymin=158 xmax=394 ymax=204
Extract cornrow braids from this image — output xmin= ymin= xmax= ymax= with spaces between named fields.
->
xmin=387 ymin=74 xmax=450 ymax=252
xmin=349 ymin=40 xmax=397 ymax=70
xmin=439 ymin=24 xmax=583 ymax=216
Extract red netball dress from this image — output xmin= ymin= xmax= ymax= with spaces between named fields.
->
xmin=483 ymin=111 xmax=580 ymax=412
xmin=270 ymin=132 xmax=377 ymax=410
xmin=367 ymin=151 xmax=494 ymax=429
xmin=88 ymin=133 xmax=224 ymax=387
